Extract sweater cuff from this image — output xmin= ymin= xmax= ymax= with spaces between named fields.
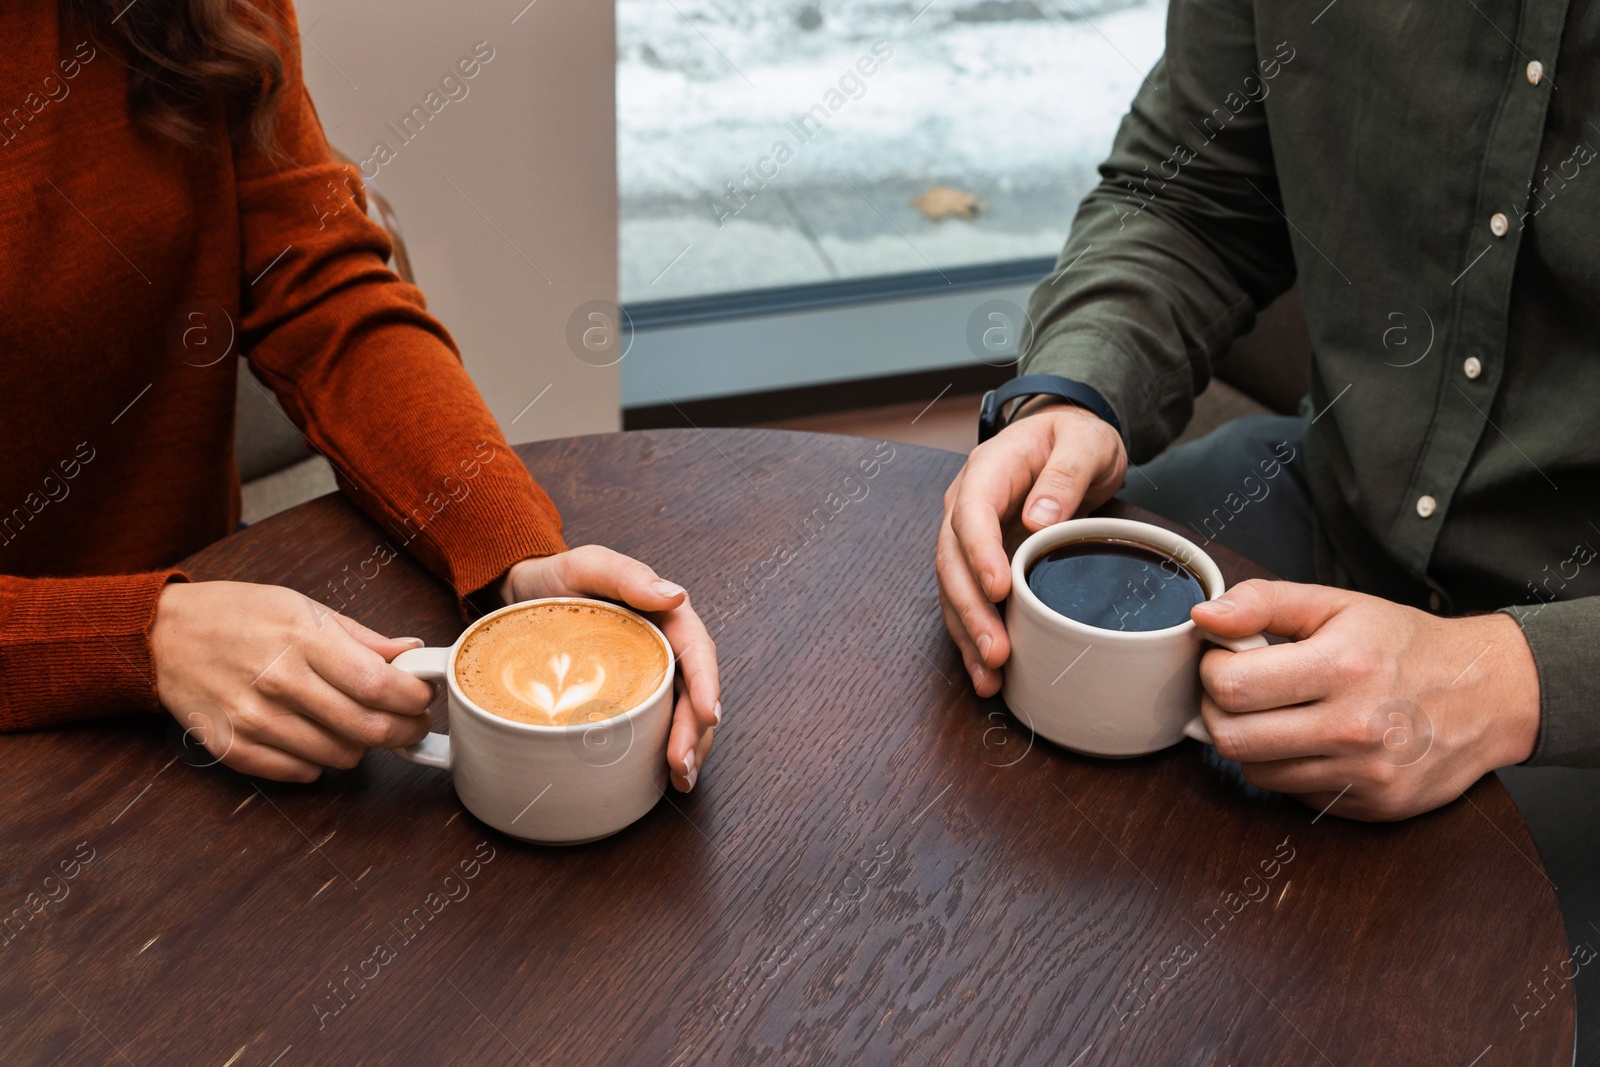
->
xmin=0 ymin=570 xmax=188 ymax=730
xmin=353 ymin=444 xmax=567 ymax=620
xmin=1501 ymin=598 xmax=1600 ymax=767
xmin=434 ymin=495 xmax=565 ymax=616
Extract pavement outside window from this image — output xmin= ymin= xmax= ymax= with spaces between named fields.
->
xmin=618 ymin=0 xmax=1168 ymax=303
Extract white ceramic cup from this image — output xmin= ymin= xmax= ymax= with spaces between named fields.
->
xmin=1002 ymin=517 xmax=1267 ymax=757
xmin=388 ymin=597 xmax=674 ymax=845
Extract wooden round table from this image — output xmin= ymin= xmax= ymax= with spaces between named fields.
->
xmin=0 ymin=430 xmax=1573 ymax=1064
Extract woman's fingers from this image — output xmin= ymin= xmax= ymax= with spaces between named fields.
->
xmin=301 ymin=624 xmax=434 ymax=718
xmin=656 ymin=605 xmax=721 ymax=732
xmin=220 ymin=740 xmax=326 ymax=784
xmin=150 ymin=582 xmax=443 ymax=783
xmin=236 ymin=695 xmax=370 ymax=770
xmin=694 ymin=722 xmax=715 ymax=786
xmin=524 ymin=545 xmax=721 ymax=730
xmin=545 ymin=545 xmax=689 ymax=612
xmin=467 ymin=548 xmax=725 ymax=789
xmin=259 ymin=653 xmax=434 ymax=750
xmin=329 ymin=610 xmax=426 ymax=661
xmin=667 ymin=688 xmax=714 ymax=792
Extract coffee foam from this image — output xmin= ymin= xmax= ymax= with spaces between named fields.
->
xmin=455 ymin=602 xmax=667 ymax=727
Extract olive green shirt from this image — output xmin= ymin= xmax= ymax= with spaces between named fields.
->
xmin=1022 ymin=0 xmax=1600 ymax=764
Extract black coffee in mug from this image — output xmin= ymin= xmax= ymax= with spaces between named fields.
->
xmin=1025 ymin=537 xmax=1207 ymax=632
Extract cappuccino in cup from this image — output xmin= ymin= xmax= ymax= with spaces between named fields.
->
xmin=390 ymin=598 xmax=675 ymax=844
xmin=456 ymin=601 xmax=668 ymax=727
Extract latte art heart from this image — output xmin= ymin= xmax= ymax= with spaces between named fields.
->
xmin=504 ymin=652 xmax=609 ymax=717
xmin=456 ymin=602 xmax=667 ymax=727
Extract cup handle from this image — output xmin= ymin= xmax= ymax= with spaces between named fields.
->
xmin=1182 ymin=629 xmax=1270 ymax=745
xmin=389 ymin=646 xmax=453 ymax=771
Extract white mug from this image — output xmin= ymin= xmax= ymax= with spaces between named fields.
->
xmin=1002 ymin=518 xmax=1267 ymax=757
xmin=389 ymin=598 xmax=674 ymax=845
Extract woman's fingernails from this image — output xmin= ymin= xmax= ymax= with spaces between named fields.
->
xmin=712 ymin=700 xmax=723 ymax=725
xmin=1027 ymin=498 xmax=1061 ymax=527
xmin=977 ymin=633 xmax=993 ymax=662
xmin=683 ymin=749 xmax=698 ymax=790
xmin=1205 ymin=597 xmax=1236 ymax=614
xmin=652 ymin=580 xmax=685 ymax=599
xmin=981 ymin=572 xmax=996 ymax=599
xmin=397 ymin=637 xmax=425 ymax=648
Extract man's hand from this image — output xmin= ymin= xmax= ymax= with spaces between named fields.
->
xmin=501 ymin=545 xmax=720 ymax=793
xmin=936 ymin=402 xmax=1128 ymax=695
xmin=153 ymin=582 xmax=435 ymax=782
xmin=1191 ymin=579 xmax=1541 ymax=821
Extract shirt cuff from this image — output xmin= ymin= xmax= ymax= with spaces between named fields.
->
xmin=1019 ymin=323 xmax=1192 ymax=464
xmin=1501 ymin=598 xmax=1600 ymax=767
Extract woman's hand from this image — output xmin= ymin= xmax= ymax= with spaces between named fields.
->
xmin=152 ymin=581 xmax=435 ymax=782
xmin=501 ymin=546 xmax=721 ymax=793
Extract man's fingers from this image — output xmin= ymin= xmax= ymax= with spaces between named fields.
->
xmin=948 ymin=443 xmax=1035 ymax=603
xmin=1291 ymin=789 xmax=1364 ymax=821
xmin=1234 ymin=752 xmax=1417 ymax=821
xmin=1018 ymin=433 xmax=1097 ymax=531
xmin=942 ymin=596 xmax=1003 ymax=697
xmin=1192 ymin=579 xmax=1350 ymax=641
xmin=936 ymin=558 xmax=1006 ymax=695
xmin=1200 ymin=696 xmax=1341 ymax=764
xmin=1199 ymin=642 xmax=1335 ymax=713
xmin=936 ymin=519 xmax=1008 ymax=665
xmin=1238 ymin=754 xmax=1343 ymax=796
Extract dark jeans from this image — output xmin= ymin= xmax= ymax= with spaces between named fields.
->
xmin=1122 ymin=416 xmax=1595 ymax=1064
xmin=1116 ymin=415 xmax=1317 ymax=584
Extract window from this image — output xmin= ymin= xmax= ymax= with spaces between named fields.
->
xmin=617 ymin=0 xmax=1169 ymax=305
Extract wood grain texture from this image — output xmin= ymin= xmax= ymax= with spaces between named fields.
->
xmin=0 ymin=429 xmax=1572 ymax=1066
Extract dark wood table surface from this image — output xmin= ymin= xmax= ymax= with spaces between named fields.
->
xmin=0 ymin=429 xmax=1573 ymax=1066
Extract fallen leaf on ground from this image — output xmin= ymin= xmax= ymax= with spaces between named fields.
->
xmin=911 ymin=185 xmax=986 ymax=220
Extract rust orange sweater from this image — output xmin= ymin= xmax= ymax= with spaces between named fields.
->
xmin=0 ymin=3 xmax=566 ymax=730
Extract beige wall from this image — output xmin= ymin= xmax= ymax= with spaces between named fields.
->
xmin=292 ymin=0 xmax=620 ymax=441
